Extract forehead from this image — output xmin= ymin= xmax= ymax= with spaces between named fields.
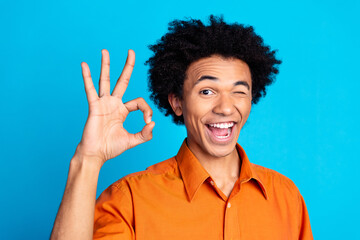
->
xmin=185 ymin=55 xmax=252 ymax=83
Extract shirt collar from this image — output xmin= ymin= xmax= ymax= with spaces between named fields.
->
xmin=175 ymin=140 xmax=210 ymax=202
xmin=236 ymin=144 xmax=268 ymax=200
xmin=175 ymin=140 xmax=268 ymax=201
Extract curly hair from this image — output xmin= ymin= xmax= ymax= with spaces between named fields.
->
xmin=146 ymin=15 xmax=281 ymax=125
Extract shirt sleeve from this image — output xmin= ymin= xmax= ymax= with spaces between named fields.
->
xmin=298 ymin=194 xmax=314 ymax=240
xmin=93 ymin=183 xmax=135 ymax=240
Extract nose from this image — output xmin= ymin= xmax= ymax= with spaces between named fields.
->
xmin=212 ymin=94 xmax=235 ymax=116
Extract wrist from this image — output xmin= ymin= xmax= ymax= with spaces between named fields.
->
xmin=74 ymin=143 xmax=105 ymax=164
xmin=71 ymin=151 xmax=104 ymax=173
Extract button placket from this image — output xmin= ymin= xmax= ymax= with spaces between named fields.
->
xmin=224 ymin=200 xmax=239 ymax=240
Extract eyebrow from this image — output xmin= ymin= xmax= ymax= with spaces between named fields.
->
xmin=196 ymin=75 xmax=218 ymax=83
xmin=234 ymin=81 xmax=250 ymax=90
xmin=195 ymin=75 xmax=250 ymax=90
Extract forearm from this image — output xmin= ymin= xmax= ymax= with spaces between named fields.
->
xmin=50 ymin=49 xmax=153 ymax=239
xmin=50 ymin=155 xmax=103 ymax=240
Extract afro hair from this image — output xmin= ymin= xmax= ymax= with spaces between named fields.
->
xmin=146 ymin=15 xmax=281 ymax=125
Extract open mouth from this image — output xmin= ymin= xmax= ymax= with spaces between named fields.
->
xmin=206 ymin=122 xmax=235 ymax=140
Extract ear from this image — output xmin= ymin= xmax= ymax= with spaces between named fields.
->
xmin=168 ymin=93 xmax=183 ymax=116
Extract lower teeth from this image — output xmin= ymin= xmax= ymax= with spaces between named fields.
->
xmin=215 ymin=128 xmax=231 ymax=139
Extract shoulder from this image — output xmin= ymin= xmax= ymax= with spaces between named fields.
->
xmin=252 ymin=163 xmax=298 ymax=187
xmin=109 ymin=157 xmax=179 ymax=190
xmin=251 ymin=163 xmax=302 ymax=200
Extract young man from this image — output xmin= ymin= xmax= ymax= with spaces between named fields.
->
xmin=51 ymin=16 xmax=313 ymax=239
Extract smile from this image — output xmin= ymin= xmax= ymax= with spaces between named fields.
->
xmin=206 ymin=121 xmax=235 ymax=140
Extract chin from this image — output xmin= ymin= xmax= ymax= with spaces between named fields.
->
xmin=206 ymin=142 xmax=238 ymax=158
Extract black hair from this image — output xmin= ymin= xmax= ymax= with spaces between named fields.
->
xmin=146 ymin=15 xmax=281 ymax=124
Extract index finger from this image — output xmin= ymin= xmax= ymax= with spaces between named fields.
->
xmin=124 ymin=97 xmax=153 ymax=124
xmin=111 ymin=49 xmax=135 ymax=98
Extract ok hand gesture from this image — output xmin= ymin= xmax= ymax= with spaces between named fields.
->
xmin=76 ymin=49 xmax=155 ymax=166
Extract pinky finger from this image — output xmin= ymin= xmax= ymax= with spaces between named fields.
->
xmin=81 ymin=62 xmax=98 ymax=103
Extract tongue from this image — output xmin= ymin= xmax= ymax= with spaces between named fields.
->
xmin=208 ymin=126 xmax=229 ymax=136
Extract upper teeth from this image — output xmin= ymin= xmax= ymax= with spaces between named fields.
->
xmin=208 ymin=122 xmax=234 ymax=128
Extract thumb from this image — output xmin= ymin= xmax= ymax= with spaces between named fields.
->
xmin=132 ymin=121 xmax=155 ymax=146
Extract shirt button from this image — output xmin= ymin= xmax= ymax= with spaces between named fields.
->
xmin=227 ymin=202 xmax=231 ymax=208
xmin=210 ymin=180 xmax=214 ymax=186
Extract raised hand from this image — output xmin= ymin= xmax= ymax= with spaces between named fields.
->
xmin=76 ymin=49 xmax=155 ymax=166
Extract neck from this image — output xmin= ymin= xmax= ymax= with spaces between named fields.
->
xmin=198 ymin=149 xmax=240 ymax=181
xmin=186 ymin=140 xmax=241 ymax=197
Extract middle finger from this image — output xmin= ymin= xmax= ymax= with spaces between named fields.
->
xmin=112 ymin=49 xmax=135 ymax=98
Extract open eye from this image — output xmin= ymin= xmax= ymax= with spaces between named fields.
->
xmin=200 ymin=89 xmax=214 ymax=95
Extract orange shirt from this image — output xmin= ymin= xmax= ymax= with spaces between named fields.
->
xmin=94 ymin=141 xmax=313 ymax=240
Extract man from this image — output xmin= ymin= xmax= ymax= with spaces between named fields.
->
xmin=51 ymin=16 xmax=313 ymax=239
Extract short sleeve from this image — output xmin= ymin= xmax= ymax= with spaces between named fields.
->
xmin=93 ymin=183 xmax=135 ymax=240
xmin=298 ymin=194 xmax=314 ymax=240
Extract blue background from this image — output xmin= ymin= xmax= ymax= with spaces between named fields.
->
xmin=1 ymin=0 xmax=359 ymax=239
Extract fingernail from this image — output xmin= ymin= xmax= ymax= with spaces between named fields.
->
xmin=146 ymin=117 xmax=152 ymax=124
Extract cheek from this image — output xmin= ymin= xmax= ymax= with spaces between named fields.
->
xmin=237 ymin=101 xmax=252 ymax=122
xmin=182 ymin=102 xmax=208 ymax=130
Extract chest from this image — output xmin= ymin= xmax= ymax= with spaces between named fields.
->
xmin=131 ymin=182 xmax=299 ymax=240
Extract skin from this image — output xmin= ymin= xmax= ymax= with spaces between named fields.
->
xmin=51 ymin=52 xmax=251 ymax=239
xmin=50 ymin=50 xmax=155 ymax=240
xmin=169 ymin=55 xmax=252 ymax=196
